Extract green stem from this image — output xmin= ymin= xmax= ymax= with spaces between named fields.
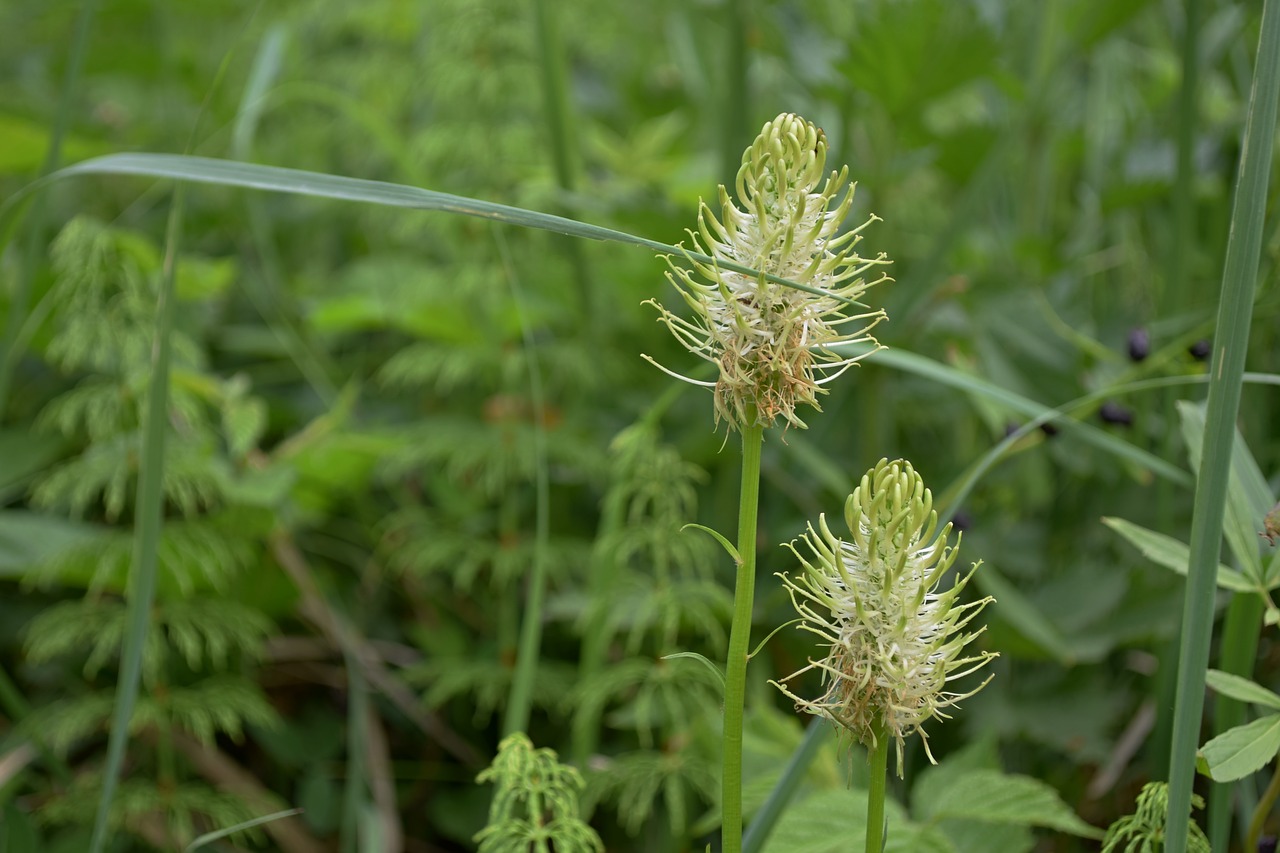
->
xmin=721 ymin=421 xmax=764 ymax=853
xmin=88 ymin=189 xmax=183 ymax=853
xmin=1164 ymin=2 xmax=1280 ymax=850
xmin=865 ymin=718 xmax=890 ymax=853
xmin=499 ymin=231 xmax=551 ymax=738
xmin=743 ymin=719 xmax=831 ymax=853
xmin=1246 ymin=759 xmax=1280 ymax=852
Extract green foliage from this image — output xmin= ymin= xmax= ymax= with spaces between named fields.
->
xmin=3 ymin=0 xmax=1280 ymax=848
xmin=1101 ymin=782 xmax=1210 ymax=853
xmin=475 ymin=733 xmax=603 ymax=853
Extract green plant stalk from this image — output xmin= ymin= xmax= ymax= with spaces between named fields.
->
xmin=1208 ymin=592 xmax=1263 ymax=852
xmin=500 ymin=230 xmax=551 ymax=737
xmin=340 ymin=644 xmax=368 ymax=853
xmin=742 ymin=719 xmax=831 ymax=853
xmin=1246 ymin=758 xmax=1280 ymax=852
xmin=529 ymin=0 xmax=594 ymax=322
xmin=721 ymin=421 xmax=764 ymax=853
xmin=1164 ymin=2 xmax=1280 ymax=850
xmin=87 ymin=190 xmax=184 ymax=853
xmin=0 ymin=0 xmax=99 ymax=420
xmin=721 ymin=0 xmax=750 ymax=186
xmin=865 ymin=718 xmax=890 ymax=853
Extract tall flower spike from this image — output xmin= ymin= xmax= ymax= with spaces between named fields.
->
xmin=644 ymin=113 xmax=891 ymax=432
xmin=772 ymin=458 xmax=996 ymax=774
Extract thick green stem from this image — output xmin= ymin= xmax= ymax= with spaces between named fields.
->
xmin=1164 ymin=2 xmax=1280 ymax=851
xmin=721 ymin=422 xmax=764 ymax=853
xmin=865 ymin=719 xmax=890 ymax=853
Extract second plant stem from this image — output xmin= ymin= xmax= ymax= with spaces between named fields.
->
xmin=865 ymin=718 xmax=890 ymax=853
xmin=722 ymin=421 xmax=764 ymax=853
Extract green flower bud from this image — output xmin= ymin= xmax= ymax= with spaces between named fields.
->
xmin=644 ymin=113 xmax=890 ymax=432
xmin=772 ymin=458 xmax=996 ymax=774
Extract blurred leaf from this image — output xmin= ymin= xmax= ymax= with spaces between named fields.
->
xmin=973 ymin=564 xmax=1076 ymax=665
xmin=761 ymin=788 xmax=957 ymax=853
xmin=0 ymin=511 xmax=106 ymax=578
xmin=843 ymin=0 xmax=997 ymax=124
xmin=1205 ymin=669 xmax=1280 ymax=710
xmin=923 ymin=769 xmax=1104 ymax=838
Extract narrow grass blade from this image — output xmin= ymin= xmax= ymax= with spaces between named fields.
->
xmin=496 ymin=229 xmax=550 ymax=737
xmin=87 ymin=192 xmax=183 ymax=853
xmin=184 ymin=808 xmax=303 ymax=852
xmin=18 ymin=154 xmax=859 ymax=309
xmin=1164 ymin=2 xmax=1280 ymax=850
xmin=850 ymin=345 xmax=1194 ymax=488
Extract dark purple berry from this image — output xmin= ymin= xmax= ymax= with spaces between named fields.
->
xmin=1189 ymin=339 xmax=1211 ymax=361
xmin=1099 ymin=401 xmax=1134 ymax=427
xmin=950 ymin=511 xmax=972 ymax=532
xmin=1258 ymin=835 xmax=1276 ymax=853
xmin=1040 ymin=422 xmax=1059 ymax=438
xmin=1004 ymin=422 xmax=1020 ymax=439
xmin=1127 ymin=328 xmax=1150 ymax=362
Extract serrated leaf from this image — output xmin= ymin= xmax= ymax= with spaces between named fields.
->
xmin=1197 ymin=713 xmax=1280 ymax=782
xmin=926 ymin=770 xmax=1103 ymax=838
xmin=1101 ymin=516 xmax=1252 ymax=592
xmin=1205 ymin=669 xmax=1280 ymax=710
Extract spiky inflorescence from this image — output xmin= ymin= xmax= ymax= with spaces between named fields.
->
xmin=644 ymin=113 xmax=890 ymax=432
xmin=772 ymin=459 xmax=996 ymax=774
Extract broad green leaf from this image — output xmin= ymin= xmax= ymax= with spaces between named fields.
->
xmin=761 ymin=788 xmax=957 ymax=853
xmin=1197 ymin=713 xmax=1280 ymax=782
xmin=1205 ymin=669 xmax=1280 ymax=710
xmin=1101 ymin=517 xmax=1252 ymax=592
xmin=925 ymin=770 xmax=1103 ymax=839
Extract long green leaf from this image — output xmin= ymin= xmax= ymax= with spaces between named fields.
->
xmin=1205 ymin=670 xmax=1280 ymax=711
xmin=1101 ymin=517 xmax=1253 ymax=593
xmin=18 ymin=154 xmax=858 ymax=308
xmin=855 ymin=345 xmax=1193 ymax=488
xmin=1165 ymin=1 xmax=1280 ymax=849
xmin=925 ymin=770 xmax=1104 ymax=838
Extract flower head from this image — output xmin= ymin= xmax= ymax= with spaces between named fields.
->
xmin=644 ymin=113 xmax=890 ymax=432
xmin=772 ymin=458 xmax=995 ymax=773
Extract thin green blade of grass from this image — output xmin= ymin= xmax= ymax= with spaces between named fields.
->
xmin=184 ymin=808 xmax=303 ymax=852
xmin=494 ymin=229 xmax=551 ymax=737
xmin=1164 ymin=1 xmax=1280 ymax=850
xmin=845 ymin=344 xmax=1194 ymax=488
xmin=87 ymin=191 xmax=184 ymax=853
xmin=17 ymin=153 xmax=862 ymax=309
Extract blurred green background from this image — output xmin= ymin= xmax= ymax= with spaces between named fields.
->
xmin=1 ymin=0 xmax=1278 ymax=850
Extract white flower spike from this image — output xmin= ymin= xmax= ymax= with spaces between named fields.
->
xmin=773 ymin=458 xmax=996 ymax=774
xmin=644 ymin=113 xmax=890 ymax=432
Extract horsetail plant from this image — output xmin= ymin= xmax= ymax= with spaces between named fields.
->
xmin=773 ymin=458 xmax=995 ymax=852
xmin=644 ymin=112 xmax=889 ymax=853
